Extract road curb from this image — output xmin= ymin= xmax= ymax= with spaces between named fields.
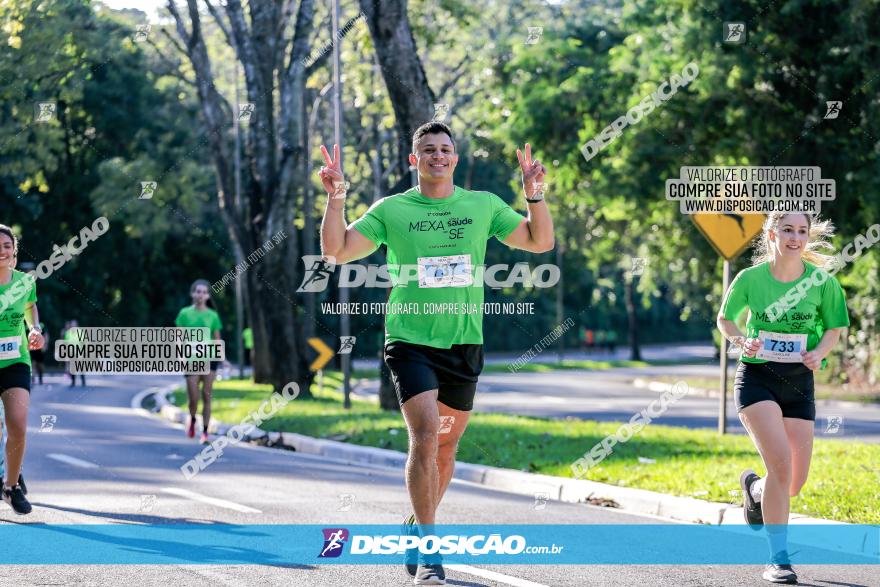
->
xmin=148 ymin=387 xmax=854 ymax=532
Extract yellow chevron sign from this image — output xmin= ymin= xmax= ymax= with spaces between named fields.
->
xmin=692 ymin=212 xmax=765 ymax=261
xmin=308 ymin=337 xmax=334 ymax=371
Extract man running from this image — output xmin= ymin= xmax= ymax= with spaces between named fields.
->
xmin=318 ymin=121 xmax=554 ymax=585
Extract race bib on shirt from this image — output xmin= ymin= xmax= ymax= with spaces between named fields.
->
xmin=755 ymin=330 xmax=807 ymax=363
xmin=0 ymin=335 xmax=21 ymax=360
xmin=417 ymin=254 xmax=473 ymax=288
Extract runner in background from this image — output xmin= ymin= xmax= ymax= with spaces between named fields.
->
xmin=717 ymin=212 xmax=849 ymax=585
xmin=0 ymin=225 xmax=43 ymax=514
xmin=63 ymin=320 xmax=86 ymax=387
xmin=0 ymin=251 xmax=28 ymax=497
xmin=175 ymin=279 xmax=225 ymax=444
xmin=606 ymin=329 xmax=618 ymax=354
xmin=242 ymin=326 xmax=253 ymax=369
xmin=595 ymin=330 xmax=606 ymax=354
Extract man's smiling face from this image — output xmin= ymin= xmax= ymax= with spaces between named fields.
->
xmin=410 ymin=132 xmax=458 ymax=182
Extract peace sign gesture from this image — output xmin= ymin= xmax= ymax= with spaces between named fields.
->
xmin=318 ymin=144 xmax=348 ymax=199
xmin=516 ymin=143 xmax=547 ymax=200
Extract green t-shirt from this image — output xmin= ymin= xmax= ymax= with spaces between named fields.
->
xmin=720 ymin=261 xmax=849 ymax=365
xmin=175 ymin=305 xmax=222 ymax=334
xmin=242 ymin=327 xmax=253 ymax=349
xmin=352 ymin=185 xmax=525 ymax=348
xmin=0 ymin=270 xmax=36 ymax=369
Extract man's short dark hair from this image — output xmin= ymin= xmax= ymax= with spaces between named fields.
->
xmin=412 ymin=121 xmax=455 ymax=153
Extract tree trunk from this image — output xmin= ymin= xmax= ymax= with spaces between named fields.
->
xmin=359 ymin=0 xmax=435 ymax=179
xmin=624 ymin=275 xmax=642 ymax=361
xmin=168 ymin=0 xmax=315 ymax=395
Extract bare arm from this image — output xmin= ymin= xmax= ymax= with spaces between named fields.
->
xmin=317 ymin=144 xmax=378 ymax=264
xmin=25 ymin=302 xmax=44 ymax=350
xmin=501 ymin=143 xmax=554 ymax=253
xmin=801 ymin=327 xmax=845 ymax=370
xmin=716 ymin=316 xmax=761 ymax=358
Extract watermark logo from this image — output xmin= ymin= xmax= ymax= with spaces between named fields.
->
xmin=319 ymin=528 xmax=349 ymax=558
xmin=630 ymin=257 xmax=646 ymax=276
xmin=35 ymin=102 xmax=57 ymax=123
xmin=212 ymin=229 xmax=288 ymax=294
xmin=525 ymin=26 xmax=543 ymax=45
xmin=571 ymin=381 xmax=690 ymax=477
xmin=140 ymin=181 xmax=157 ymax=200
xmin=824 ymin=101 xmax=842 ymax=119
xmin=764 ymin=223 xmax=879 ymax=321
xmin=133 ymin=24 xmax=151 ymax=42
xmin=296 ymin=256 xmax=560 ymax=292
xmin=824 ymin=415 xmax=843 ymax=435
xmin=438 ymin=416 xmax=455 ymax=434
xmin=433 ymin=103 xmax=450 ymax=121
xmin=533 ymin=492 xmax=549 ymax=510
xmin=338 ymin=493 xmax=355 ymax=512
xmin=338 ymin=336 xmax=356 ymax=355
xmin=723 ymin=23 xmax=746 ymax=44
xmin=297 ymin=256 xmax=336 ymax=293
xmin=138 ymin=494 xmax=157 ymax=512
xmin=331 ymin=180 xmax=350 ymax=200
xmin=40 ymin=414 xmax=57 ymax=432
xmin=181 ymin=382 xmax=300 ymax=479
xmin=508 ymin=317 xmax=575 ymax=373
xmin=582 ymin=62 xmax=699 ymax=164
xmin=238 ymin=103 xmax=255 ymax=124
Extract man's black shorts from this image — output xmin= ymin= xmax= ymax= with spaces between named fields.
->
xmin=384 ymin=341 xmax=484 ymax=411
xmin=734 ymin=361 xmax=815 ymax=421
xmin=0 ymin=363 xmax=32 ymax=394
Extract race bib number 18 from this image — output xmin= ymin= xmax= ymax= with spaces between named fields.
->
xmin=0 ymin=335 xmax=21 ymax=360
xmin=755 ymin=331 xmax=807 ymax=363
xmin=417 ymin=254 xmax=473 ymax=288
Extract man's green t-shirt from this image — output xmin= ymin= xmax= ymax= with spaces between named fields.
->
xmin=352 ymin=186 xmax=525 ymax=348
xmin=0 ymin=270 xmax=36 ymax=369
xmin=720 ymin=261 xmax=849 ymax=365
xmin=175 ymin=305 xmax=222 ymax=334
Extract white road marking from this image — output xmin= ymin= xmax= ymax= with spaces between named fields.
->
xmin=161 ymin=487 xmax=261 ymax=514
xmin=46 ymin=453 xmax=100 ymax=469
xmin=448 ymin=565 xmax=551 ymax=587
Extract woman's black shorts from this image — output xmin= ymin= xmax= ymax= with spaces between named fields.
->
xmin=734 ymin=361 xmax=815 ymax=421
xmin=384 ymin=341 xmax=484 ymax=412
xmin=0 ymin=363 xmax=32 ymax=394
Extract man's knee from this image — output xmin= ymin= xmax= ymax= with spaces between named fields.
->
xmin=410 ymin=428 xmax=439 ymax=454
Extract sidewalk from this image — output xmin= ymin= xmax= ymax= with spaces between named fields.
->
xmin=145 ymin=385 xmax=865 ymax=543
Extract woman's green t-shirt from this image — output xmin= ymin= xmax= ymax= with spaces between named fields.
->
xmin=720 ymin=261 xmax=849 ymax=365
xmin=0 ymin=270 xmax=37 ymax=369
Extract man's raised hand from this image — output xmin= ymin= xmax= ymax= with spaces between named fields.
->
xmin=516 ymin=143 xmax=547 ymax=200
xmin=318 ymin=144 xmax=347 ymax=199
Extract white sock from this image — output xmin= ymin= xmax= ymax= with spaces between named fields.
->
xmin=751 ymin=477 xmax=765 ymax=503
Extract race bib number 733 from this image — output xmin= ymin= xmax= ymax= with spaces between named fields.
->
xmin=417 ymin=254 xmax=473 ymax=288
xmin=755 ymin=330 xmax=807 ymax=363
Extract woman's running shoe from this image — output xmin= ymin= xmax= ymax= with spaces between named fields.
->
xmin=414 ymin=562 xmax=446 ymax=585
xmin=763 ymin=563 xmax=797 ymax=584
xmin=2 ymin=484 xmax=31 ymax=515
xmin=740 ymin=469 xmax=764 ymax=529
xmin=200 ymin=432 xmax=210 ymax=444
xmin=187 ymin=417 xmax=196 ymax=438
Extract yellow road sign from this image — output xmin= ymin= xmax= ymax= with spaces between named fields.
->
xmin=308 ymin=337 xmax=334 ymax=371
xmin=691 ymin=212 xmax=765 ymax=261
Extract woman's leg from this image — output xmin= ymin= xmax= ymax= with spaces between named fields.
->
xmin=739 ymin=401 xmax=792 ymax=525
xmin=784 ymin=417 xmax=814 ymax=498
xmin=1 ymin=388 xmax=29 ymax=487
xmin=200 ymin=372 xmax=216 ymax=432
xmin=185 ymin=375 xmax=199 ymax=421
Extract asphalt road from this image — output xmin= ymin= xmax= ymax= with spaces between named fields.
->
xmin=0 ymin=373 xmax=875 ymax=586
xmin=351 ymin=345 xmax=880 ymax=442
